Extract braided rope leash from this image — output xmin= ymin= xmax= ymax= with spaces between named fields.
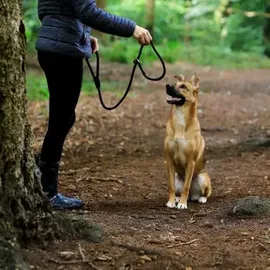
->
xmin=85 ymin=41 xmax=166 ymax=110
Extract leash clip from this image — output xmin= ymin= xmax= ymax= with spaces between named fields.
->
xmin=133 ymin=59 xmax=140 ymax=65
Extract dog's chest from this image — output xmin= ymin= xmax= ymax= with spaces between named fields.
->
xmin=172 ymin=110 xmax=189 ymax=162
xmin=167 ymin=137 xmax=189 ymax=166
xmin=175 ymin=109 xmax=186 ymax=126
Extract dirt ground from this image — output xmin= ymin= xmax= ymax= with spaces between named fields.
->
xmin=26 ymin=60 xmax=270 ymax=270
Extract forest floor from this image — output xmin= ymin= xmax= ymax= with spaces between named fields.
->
xmin=26 ymin=59 xmax=270 ymax=270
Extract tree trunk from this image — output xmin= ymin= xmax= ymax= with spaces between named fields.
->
xmin=145 ymin=0 xmax=155 ymax=35
xmin=264 ymin=2 xmax=270 ymax=57
xmin=215 ymin=0 xmax=232 ymax=39
xmin=0 ymin=0 xmax=55 ymax=268
xmin=96 ymin=0 xmax=106 ymax=9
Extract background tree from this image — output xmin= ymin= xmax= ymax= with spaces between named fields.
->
xmin=215 ymin=0 xmax=232 ymax=39
xmin=0 ymin=0 xmax=55 ymax=268
xmin=145 ymin=0 xmax=155 ymax=36
xmin=96 ymin=0 xmax=106 ymax=9
xmin=264 ymin=1 xmax=270 ymax=57
xmin=93 ymin=0 xmax=107 ymax=43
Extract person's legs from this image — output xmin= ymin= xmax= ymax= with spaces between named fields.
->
xmin=37 ymin=51 xmax=84 ymax=209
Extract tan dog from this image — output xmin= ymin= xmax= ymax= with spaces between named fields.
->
xmin=164 ymin=73 xmax=211 ymax=209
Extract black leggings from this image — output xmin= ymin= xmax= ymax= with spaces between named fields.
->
xmin=38 ymin=51 xmax=83 ymax=163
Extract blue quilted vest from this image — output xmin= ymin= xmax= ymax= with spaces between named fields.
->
xmin=36 ymin=0 xmax=136 ymax=58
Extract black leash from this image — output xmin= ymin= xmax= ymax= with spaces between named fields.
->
xmin=85 ymin=41 xmax=166 ymax=110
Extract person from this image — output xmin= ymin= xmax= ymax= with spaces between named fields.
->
xmin=35 ymin=0 xmax=152 ymax=210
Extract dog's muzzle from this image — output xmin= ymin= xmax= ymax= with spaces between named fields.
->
xmin=166 ymin=84 xmax=186 ymax=106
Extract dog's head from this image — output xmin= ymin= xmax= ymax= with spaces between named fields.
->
xmin=166 ymin=73 xmax=200 ymax=106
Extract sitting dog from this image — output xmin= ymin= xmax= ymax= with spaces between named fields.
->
xmin=164 ymin=73 xmax=211 ymax=209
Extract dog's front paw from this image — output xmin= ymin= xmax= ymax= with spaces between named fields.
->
xmin=166 ymin=201 xmax=176 ymax=208
xmin=176 ymin=203 xmax=188 ymax=209
xmin=198 ymin=197 xmax=207 ymax=204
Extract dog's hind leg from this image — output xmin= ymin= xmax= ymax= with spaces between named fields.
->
xmin=196 ymin=172 xmax=211 ymax=204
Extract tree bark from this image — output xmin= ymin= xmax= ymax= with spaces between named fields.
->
xmin=145 ymin=0 xmax=155 ymax=35
xmin=0 ymin=0 xmax=55 ymax=268
xmin=264 ymin=2 xmax=270 ymax=57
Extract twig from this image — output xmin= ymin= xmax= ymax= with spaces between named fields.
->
xmin=78 ymin=243 xmax=86 ymax=262
xmin=193 ymin=213 xmax=207 ymax=217
xmin=49 ymin=258 xmax=87 ymax=264
xmin=60 ymin=170 xmax=77 ymax=176
xmin=60 ymin=167 xmax=92 ymax=175
xmin=166 ymin=239 xmax=198 ymax=248
xmin=166 ymin=261 xmax=171 ymax=270
xmin=49 ymin=257 xmax=101 ymax=270
xmin=111 ymin=241 xmax=161 ymax=256
xmin=85 ymin=176 xmax=123 ymax=184
xmin=77 ymin=243 xmax=101 ymax=270
xmin=258 ymin=243 xmax=270 ymax=252
xmin=88 ymin=261 xmax=102 ymax=270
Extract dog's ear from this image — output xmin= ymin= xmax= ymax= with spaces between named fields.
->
xmin=174 ymin=74 xmax=185 ymax=82
xmin=191 ymin=73 xmax=200 ymax=91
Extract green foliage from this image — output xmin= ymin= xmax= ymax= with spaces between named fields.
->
xmin=23 ymin=0 xmax=40 ymax=52
xmin=26 ymin=68 xmax=137 ymax=101
xmin=23 ymin=0 xmax=269 ymax=57
xmin=26 ymin=42 xmax=270 ymax=101
xmin=107 ymin=0 xmax=188 ymax=44
xmin=26 ymin=70 xmax=49 ymax=100
xmin=100 ymin=39 xmax=270 ymax=68
xmin=222 ymin=0 xmax=266 ymax=53
xmin=179 ymin=44 xmax=270 ymax=69
xmin=24 ymin=0 xmax=270 ymax=101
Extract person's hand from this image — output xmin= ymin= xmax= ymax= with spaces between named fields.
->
xmin=90 ymin=36 xmax=99 ymax=53
xmin=132 ymin=25 xmax=152 ymax=45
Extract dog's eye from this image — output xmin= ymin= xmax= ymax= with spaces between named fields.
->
xmin=181 ymin=85 xmax=188 ymax=90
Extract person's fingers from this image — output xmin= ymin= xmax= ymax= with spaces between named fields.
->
xmin=142 ymin=33 xmax=150 ymax=45
xmin=145 ymin=33 xmax=151 ymax=44
xmin=92 ymin=44 xmax=96 ymax=53
xmin=143 ymin=31 xmax=152 ymax=45
xmin=139 ymin=35 xmax=146 ymax=45
xmin=132 ymin=26 xmax=153 ymax=45
xmin=91 ymin=38 xmax=99 ymax=53
xmin=147 ymin=31 xmax=152 ymax=42
xmin=93 ymin=41 xmax=99 ymax=53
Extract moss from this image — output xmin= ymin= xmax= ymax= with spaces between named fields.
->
xmin=55 ymin=213 xmax=105 ymax=243
xmin=0 ymin=239 xmax=28 ymax=270
xmin=229 ymin=196 xmax=270 ymax=218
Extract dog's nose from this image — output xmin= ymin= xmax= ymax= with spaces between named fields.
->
xmin=166 ymin=84 xmax=174 ymax=95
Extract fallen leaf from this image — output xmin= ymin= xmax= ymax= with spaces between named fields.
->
xmin=59 ymin=251 xmax=76 ymax=260
xmin=96 ymin=255 xmax=112 ymax=261
xmin=140 ymin=255 xmax=152 ymax=262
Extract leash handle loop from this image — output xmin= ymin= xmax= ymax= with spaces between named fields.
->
xmin=86 ymin=41 xmax=166 ymax=111
xmin=136 ymin=43 xmax=166 ymax=81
